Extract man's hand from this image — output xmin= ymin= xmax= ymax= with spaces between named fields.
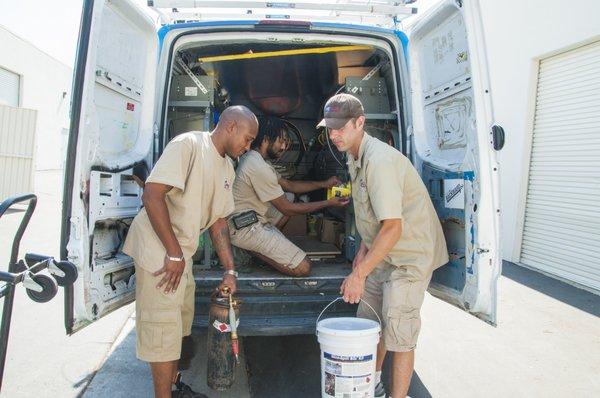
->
xmin=322 ymin=176 xmax=342 ymax=188
xmin=154 ymin=256 xmax=185 ymax=293
xmin=327 ymin=197 xmax=350 ymax=207
xmin=218 ymin=274 xmax=237 ymax=296
xmin=340 ymin=271 xmax=366 ymax=304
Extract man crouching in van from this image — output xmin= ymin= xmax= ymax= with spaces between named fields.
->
xmin=123 ymin=106 xmax=258 ymax=398
xmin=228 ymin=116 xmax=349 ymax=277
xmin=320 ymin=94 xmax=449 ymax=398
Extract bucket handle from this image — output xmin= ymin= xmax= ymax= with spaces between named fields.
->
xmin=316 ymin=297 xmax=382 ymax=332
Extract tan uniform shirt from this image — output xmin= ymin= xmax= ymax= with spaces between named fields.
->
xmin=231 ymin=150 xmax=284 ymax=223
xmin=348 ymin=133 xmax=448 ymax=275
xmin=123 ymin=132 xmax=235 ymax=273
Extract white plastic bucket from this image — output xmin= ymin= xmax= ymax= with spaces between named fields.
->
xmin=316 ymin=299 xmax=381 ymax=398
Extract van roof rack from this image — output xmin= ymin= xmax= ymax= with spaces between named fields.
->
xmin=147 ymin=1 xmax=417 ymax=29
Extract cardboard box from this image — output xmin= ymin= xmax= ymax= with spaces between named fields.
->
xmin=317 ymin=218 xmax=344 ymax=244
xmin=337 ymin=67 xmax=376 ymax=85
xmin=336 ymin=50 xmax=373 ymax=67
xmin=282 ymin=214 xmax=307 ymax=236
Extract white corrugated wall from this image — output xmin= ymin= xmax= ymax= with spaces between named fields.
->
xmin=0 ymin=105 xmax=37 ymax=200
xmin=520 ymin=40 xmax=600 ymax=292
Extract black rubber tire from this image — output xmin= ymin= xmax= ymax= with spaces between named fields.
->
xmin=26 ymin=274 xmax=58 ymax=303
xmin=53 ymin=261 xmax=78 ymax=287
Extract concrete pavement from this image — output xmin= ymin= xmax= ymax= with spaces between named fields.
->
xmin=83 ymin=316 xmax=251 ymax=398
xmin=0 ymin=170 xmax=134 ymax=397
xmin=415 ymin=261 xmax=600 ymax=397
xmin=83 ymin=261 xmax=600 ymax=397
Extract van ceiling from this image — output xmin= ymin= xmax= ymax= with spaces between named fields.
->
xmin=177 ymin=43 xmax=383 ymax=117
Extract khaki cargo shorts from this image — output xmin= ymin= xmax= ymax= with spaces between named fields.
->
xmin=264 ymin=203 xmax=284 ymax=225
xmin=357 ymin=261 xmax=432 ymax=352
xmin=229 ymin=220 xmax=306 ymax=269
xmin=135 ymin=260 xmax=195 ymax=362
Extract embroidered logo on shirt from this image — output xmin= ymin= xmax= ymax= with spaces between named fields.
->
xmin=224 ymin=179 xmax=231 ymax=190
xmin=359 ymin=179 xmax=367 ymax=192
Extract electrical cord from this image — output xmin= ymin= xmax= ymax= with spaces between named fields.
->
xmin=270 ymin=118 xmax=307 ymax=177
xmin=317 ymin=88 xmax=348 ymax=172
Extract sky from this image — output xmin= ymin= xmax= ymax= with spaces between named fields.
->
xmin=0 ymin=0 xmax=150 ymax=68
xmin=0 ymin=0 xmax=84 ymax=67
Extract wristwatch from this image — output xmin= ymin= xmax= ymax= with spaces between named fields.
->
xmin=166 ymin=254 xmax=184 ymax=262
xmin=224 ymin=269 xmax=238 ymax=278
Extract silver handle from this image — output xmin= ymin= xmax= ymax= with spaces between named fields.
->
xmin=315 ymin=296 xmax=382 ymax=334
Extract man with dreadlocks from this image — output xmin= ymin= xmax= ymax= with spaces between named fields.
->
xmin=228 ymin=116 xmax=349 ymax=276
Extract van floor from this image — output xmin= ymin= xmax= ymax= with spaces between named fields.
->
xmin=194 ymin=259 xmax=351 ymax=281
xmin=193 ymin=235 xmax=351 ymax=281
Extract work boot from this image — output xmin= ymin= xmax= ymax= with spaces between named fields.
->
xmin=374 ymin=381 xmax=387 ymax=398
xmin=178 ymin=335 xmax=196 ymax=370
xmin=172 ymin=374 xmax=207 ymax=398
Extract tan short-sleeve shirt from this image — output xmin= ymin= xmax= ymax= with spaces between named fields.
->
xmin=348 ymin=133 xmax=448 ymax=274
xmin=123 ymin=132 xmax=235 ymax=272
xmin=231 ymin=150 xmax=284 ymax=223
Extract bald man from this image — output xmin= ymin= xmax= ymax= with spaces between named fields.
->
xmin=123 ymin=106 xmax=258 ymax=398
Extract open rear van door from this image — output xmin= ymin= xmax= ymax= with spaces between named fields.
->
xmin=61 ymin=0 xmax=159 ymax=333
xmin=408 ymin=0 xmax=502 ymax=324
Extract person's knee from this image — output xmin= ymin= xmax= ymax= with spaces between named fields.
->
xmin=291 ymin=258 xmax=311 ymax=277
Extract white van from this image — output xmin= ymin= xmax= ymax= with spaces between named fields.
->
xmin=60 ymin=0 xmax=502 ymax=335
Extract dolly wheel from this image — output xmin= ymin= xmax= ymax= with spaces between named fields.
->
xmin=52 ymin=261 xmax=78 ymax=287
xmin=26 ymin=274 xmax=58 ymax=303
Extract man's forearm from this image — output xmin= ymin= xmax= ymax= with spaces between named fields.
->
xmin=284 ymin=179 xmax=324 ymax=194
xmin=144 ymin=193 xmax=182 ymax=257
xmin=288 ymin=200 xmax=330 ymax=215
xmin=209 ymin=218 xmax=234 ymax=270
xmin=358 ymin=240 xmax=368 ymax=256
xmin=355 ymin=221 xmax=402 ymax=279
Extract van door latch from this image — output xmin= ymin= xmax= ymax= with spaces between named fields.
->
xmin=491 ymin=125 xmax=505 ymax=150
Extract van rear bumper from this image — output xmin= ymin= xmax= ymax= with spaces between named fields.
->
xmin=193 ymin=310 xmax=357 ymax=336
xmin=192 ymin=262 xmax=357 ymax=336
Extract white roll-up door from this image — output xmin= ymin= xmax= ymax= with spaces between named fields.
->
xmin=520 ymin=40 xmax=600 ymax=293
xmin=0 ymin=67 xmax=20 ymax=107
xmin=0 ymin=105 xmax=37 ymax=199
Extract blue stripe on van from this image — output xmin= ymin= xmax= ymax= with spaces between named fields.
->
xmin=157 ymin=20 xmax=410 ymax=58
xmin=394 ymin=30 xmax=409 ymax=64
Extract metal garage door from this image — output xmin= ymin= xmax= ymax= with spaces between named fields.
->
xmin=0 ymin=105 xmax=37 ymax=200
xmin=520 ymin=40 xmax=600 ymax=293
xmin=0 ymin=67 xmax=20 ymax=107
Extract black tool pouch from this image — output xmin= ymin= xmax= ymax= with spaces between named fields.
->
xmin=231 ymin=210 xmax=259 ymax=230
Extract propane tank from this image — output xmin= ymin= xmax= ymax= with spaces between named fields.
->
xmin=206 ymin=291 xmax=241 ymax=390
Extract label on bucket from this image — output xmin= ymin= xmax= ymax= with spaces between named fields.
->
xmin=323 ymin=352 xmax=374 ymax=398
